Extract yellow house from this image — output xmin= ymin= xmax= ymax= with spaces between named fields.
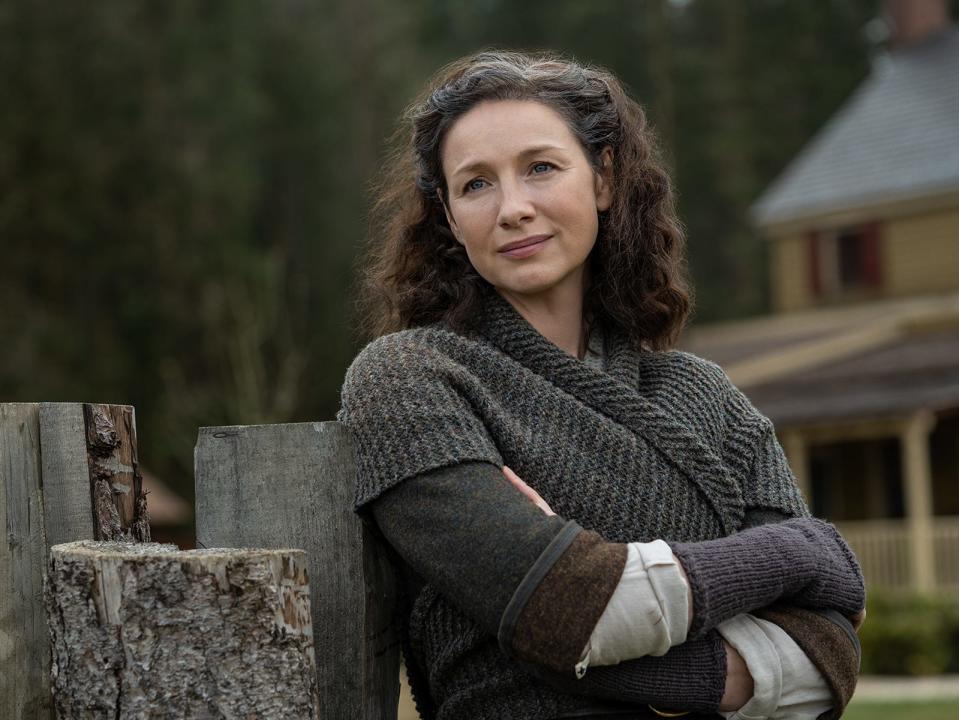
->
xmin=684 ymin=10 xmax=959 ymax=593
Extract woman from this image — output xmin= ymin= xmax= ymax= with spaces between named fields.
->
xmin=338 ymin=51 xmax=865 ymax=720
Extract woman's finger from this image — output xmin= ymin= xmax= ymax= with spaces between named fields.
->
xmin=851 ymin=607 xmax=866 ymax=631
xmin=502 ymin=465 xmax=555 ymax=516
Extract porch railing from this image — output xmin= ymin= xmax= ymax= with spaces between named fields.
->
xmin=836 ymin=515 xmax=959 ymax=593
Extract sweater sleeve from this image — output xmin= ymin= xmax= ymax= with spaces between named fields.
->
xmin=365 ymin=424 xmax=859 ymax=713
xmin=337 ymin=334 xmax=506 ymax=510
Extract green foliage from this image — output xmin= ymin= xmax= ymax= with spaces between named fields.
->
xmin=859 ymin=592 xmax=959 ymax=675
xmin=0 ymin=0 xmax=372 ymax=491
xmin=844 ymin=700 xmax=959 ymax=720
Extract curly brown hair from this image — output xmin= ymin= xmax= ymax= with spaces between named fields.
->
xmin=354 ymin=49 xmax=691 ymax=350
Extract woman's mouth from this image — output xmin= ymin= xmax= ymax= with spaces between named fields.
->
xmin=498 ymin=235 xmax=551 ymax=258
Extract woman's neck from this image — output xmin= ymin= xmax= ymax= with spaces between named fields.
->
xmin=495 ymin=283 xmax=587 ymax=360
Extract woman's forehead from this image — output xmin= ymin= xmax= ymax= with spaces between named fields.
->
xmin=441 ymin=99 xmax=580 ymax=177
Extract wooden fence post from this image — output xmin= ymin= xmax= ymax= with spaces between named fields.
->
xmin=0 ymin=402 xmax=150 ymax=719
xmin=46 ymin=541 xmax=319 ymax=718
xmin=195 ymin=421 xmax=398 ymax=720
xmin=0 ymin=403 xmax=48 ymax=719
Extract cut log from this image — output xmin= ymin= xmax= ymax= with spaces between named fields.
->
xmin=46 ymin=541 xmax=319 ymax=719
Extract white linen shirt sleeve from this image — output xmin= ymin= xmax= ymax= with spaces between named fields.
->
xmin=576 ymin=540 xmax=687 ymax=676
xmin=718 ymin=614 xmax=834 ymax=720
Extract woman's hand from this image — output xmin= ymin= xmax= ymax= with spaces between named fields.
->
xmin=851 ymin=607 xmax=866 ymax=631
xmin=502 ymin=465 xmax=555 ymax=516
xmin=718 ymin=641 xmax=754 ymax=712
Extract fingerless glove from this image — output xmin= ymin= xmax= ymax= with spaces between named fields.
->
xmin=669 ymin=517 xmax=865 ymax=638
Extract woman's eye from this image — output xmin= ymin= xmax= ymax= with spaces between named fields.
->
xmin=531 ymin=162 xmax=554 ymax=174
xmin=464 ymin=178 xmax=487 ymax=193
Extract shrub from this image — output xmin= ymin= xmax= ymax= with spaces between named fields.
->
xmin=858 ymin=591 xmax=959 ymax=675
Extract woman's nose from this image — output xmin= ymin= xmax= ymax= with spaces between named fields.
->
xmin=497 ymin=180 xmax=536 ymax=228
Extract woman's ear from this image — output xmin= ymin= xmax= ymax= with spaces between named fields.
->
xmin=594 ymin=146 xmax=613 ymax=212
xmin=437 ymin=187 xmax=463 ymax=244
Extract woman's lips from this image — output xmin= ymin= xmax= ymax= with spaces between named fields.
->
xmin=499 ymin=236 xmax=551 ymax=258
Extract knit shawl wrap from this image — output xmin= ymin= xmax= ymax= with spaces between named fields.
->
xmin=337 ymin=287 xmax=809 ymax=719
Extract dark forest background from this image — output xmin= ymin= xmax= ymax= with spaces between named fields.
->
xmin=3 ymin=0 xmax=950 ymax=500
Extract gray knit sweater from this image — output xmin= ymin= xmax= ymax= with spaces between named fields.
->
xmin=338 ymin=285 xmax=816 ymax=719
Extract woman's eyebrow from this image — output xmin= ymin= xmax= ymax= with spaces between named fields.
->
xmin=450 ymin=143 xmax=569 ymax=178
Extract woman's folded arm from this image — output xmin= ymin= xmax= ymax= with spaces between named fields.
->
xmin=371 ymin=461 xmax=862 ymax=717
xmin=552 ymin=507 xmax=861 ymax=719
xmin=371 ymin=459 xmax=627 ymax=674
xmin=372 ymin=459 xmax=731 ymax=712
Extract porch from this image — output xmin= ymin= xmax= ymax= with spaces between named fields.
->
xmin=836 ymin=515 xmax=959 ymax=593
xmin=779 ymin=410 xmax=959 ymax=593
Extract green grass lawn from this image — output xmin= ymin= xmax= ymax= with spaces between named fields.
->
xmin=843 ymin=699 xmax=959 ymax=720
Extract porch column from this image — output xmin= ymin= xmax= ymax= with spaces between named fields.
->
xmin=900 ymin=410 xmax=937 ymax=592
xmin=781 ymin=431 xmax=812 ymax=507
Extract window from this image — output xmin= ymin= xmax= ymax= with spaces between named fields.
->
xmin=809 ymin=438 xmax=904 ymax=521
xmin=808 ymin=223 xmax=882 ymax=298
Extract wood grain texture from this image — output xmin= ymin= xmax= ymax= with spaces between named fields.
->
xmin=0 ymin=403 xmax=52 ymax=719
xmin=39 ymin=403 xmax=94 ymax=548
xmin=195 ymin=421 xmax=399 ymax=720
xmin=46 ymin=541 xmax=319 ymax=718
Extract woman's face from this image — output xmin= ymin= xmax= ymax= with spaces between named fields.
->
xmin=440 ymin=99 xmax=611 ymax=304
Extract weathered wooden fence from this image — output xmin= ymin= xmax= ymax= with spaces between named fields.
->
xmin=195 ymin=421 xmax=399 ymax=720
xmin=1 ymin=402 xmax=150 ymax=718
xmin=2 ymin=404 xmax=399 ymax=718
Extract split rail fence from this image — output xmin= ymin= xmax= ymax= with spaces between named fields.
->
xmin=0 ymin=402 xmax=398 ymax=719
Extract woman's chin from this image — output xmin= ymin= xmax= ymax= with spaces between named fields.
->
xmin=495 ymin=278 xmax=562 ymax=299
xmin=493 ymin=267 xmax=585 ymax=300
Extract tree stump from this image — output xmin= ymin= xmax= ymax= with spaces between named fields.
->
xmin=45 ymin=541 xmax=319 ymax=719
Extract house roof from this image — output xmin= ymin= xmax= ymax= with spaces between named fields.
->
xmin=752 ymin=26 xmax=959 ymax=229
xmin=743 ymin=325 xmax=959 ymax=428
xmin=680 ymin=291 xmax=959 ymax=429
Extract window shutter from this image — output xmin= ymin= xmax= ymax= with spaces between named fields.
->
xmin=808 ymin=231 xmax=822 ymax=296
xmin=861 ymin=223 xmax=882 ymax=288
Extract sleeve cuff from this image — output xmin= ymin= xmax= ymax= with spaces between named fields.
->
xmin=753 ymin=606 xmax=860 ymax=719
xmin=498 ymin=519 xmax=582 ymax=652
xmin=499 ymin=521 xmax=628 ymax=675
